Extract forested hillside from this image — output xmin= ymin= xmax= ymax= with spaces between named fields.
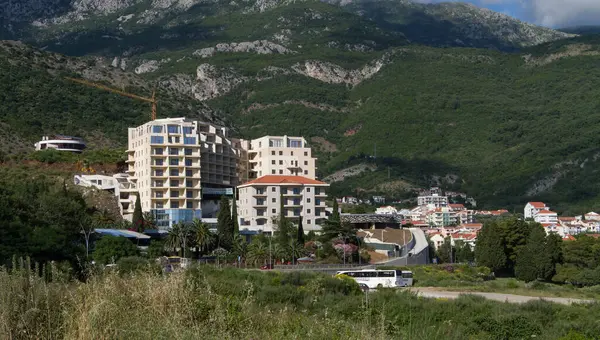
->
xmin=1 ymin=0 xmax=600 ymax=212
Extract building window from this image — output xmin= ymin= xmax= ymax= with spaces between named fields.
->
xmin=184 ymin=137 xmax=196 ymax=145
xmin=155 ymin=159 xmax=163 ymax=166
xmin=170 ymin=190 xmax=179 ymax=197
xmin=307 ymin=209 xmax=311 ymax=214
xmin=151 ymin=136 xmax=164 ymax=144
xmin=291 ymin=151 xmax=294 ymax=156
xmin=182 ymin=126 xmax=193 ymax=134
xmin=307 ymin=219 xmax=311 ymax=224
xmin=304 ymin=152 xmax=308 ymax=156
xmin=307 ymin=198 xmax=311 ymax=203
xmin=185 ymin=169 xmax=193 ymax=177
xmin=304 ymin=161 xmax=308 ymax=165
xmin=167 ymin=125 xmax=180 ymax=134
xmin=271 ymin=160 xmax=275 ymax=165
xmin=272 ymin=198 xmax=276 ymax=203
xmin=155 ymin=170 xmax=164 ymax=176
xmin=187 ymin=201 xmax=193 ymax=209
xmin=171 ymin=202 xmax=179 ymax=208
xmin=306 ymin=188 xmax=311 ymax=193
xmin=271 ymin=151 xmax=275 ymax=156
xmin=288 ymin=139 xmax=302 ymax=148
xmin=185 ymin=148 xmax=193 ymax=155
xmin=315 ymin=199 xmax=321 ymax=205
xmin=154 ymin=148 xmax=163 ymax=155
xmin=271 ymin=187 xmax=276 ymax=192
xmin=185 ymin=159 xmax=192 ymax=166
xmin=156 ymin=202 xmax=164 ymax=209
xmin=186 ymin=190 xmax=193 ymax=198
xmin=304 ymin=170 xmax=308 ymax=175
xmin=170 ymin=169 xmax=179 ymax=176
xmin=155 ymin=192 xmax=163 ymax=198
xmin=186 ymin=180 xmax=193 ymax=188
xmin=169 ymin=148 xmax=179 ymax=155
xmin=279 ymin=151 xmax=283 ymax=156
xmin=272 ymin=208 xmax=276 ymax=214
xmin=272 ymin=170 xmax=276 ymax=174
xmin=169 ymin=158 xmax=179 ymax=166
xmin=171 ymin=180 xmax=179 ymax=187
xmin=154 ymin=180 xmax=164 ymax=187
xmin=279 ymin=160 xmax=283 ymax=165
xmin=152 ymin=125 xmax=163 ymax=133
xmin=269 ymin=139 xmax=283 ymax=147
xmin=279 ymin=170 xmax=283 ymax=174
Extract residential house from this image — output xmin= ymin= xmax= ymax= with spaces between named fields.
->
xmin=524 ymin=202 xmax=548 ymax=219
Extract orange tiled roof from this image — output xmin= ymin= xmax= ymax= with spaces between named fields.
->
xmin=241 ymin=175 xmax=327 ymax=186
xmin=528 ymin=202 xmax=547 ymax=208
xmin=537 ymin=210 xmax=556 ymax=215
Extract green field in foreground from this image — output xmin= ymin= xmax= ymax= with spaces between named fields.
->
xmin=380 ymin=265 xmax=600 ymax=301
xmin=2 ymin=262 xmax=599 ymax=339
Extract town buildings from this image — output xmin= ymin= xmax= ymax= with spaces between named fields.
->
xmin=236 ymin=175 xmax=329 ymax=233
xmin=35 ymin=135 xmax=86 ymax=153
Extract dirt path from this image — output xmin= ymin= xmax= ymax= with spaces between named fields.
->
xmin=410 ymin=287 xmax=595 ymax=305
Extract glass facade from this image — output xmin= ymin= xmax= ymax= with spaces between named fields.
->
xmin=152 ymin=209 xmax=202 ymax=229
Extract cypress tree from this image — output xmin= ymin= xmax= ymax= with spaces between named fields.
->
xmin=331 ymin=199 xmax=340 ymax=222
xmin=132 ymin=192 xmax=144 ymax=233
xmin=277 ymin=192 xmax=290 ymax=246
xmin=475 ymin=221 xmax=506 ymax=273
xmin=515 ymin=224 xmax=553 ymax=282
xmin=232 ymin=190 xmax=239 ymax=236
xmin=217 ymin=196 xmax=233 ymax=250
xmin=297 ymin=216 xmax=305 ymax=245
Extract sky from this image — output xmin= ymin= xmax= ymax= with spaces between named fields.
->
xmin=415 ymin=0 xmax=600 ymax=28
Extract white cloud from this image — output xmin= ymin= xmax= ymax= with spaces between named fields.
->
xmin=410 ymin=0 xmax=600 ymax=27
xmin=526 ymin=0 xmax=600 ymax=27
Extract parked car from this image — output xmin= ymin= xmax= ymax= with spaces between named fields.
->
xmin=260 ymin=264 xmax=274 ymax=270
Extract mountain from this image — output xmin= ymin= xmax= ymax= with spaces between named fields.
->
xmin=2 ymin=0 xmax=600 ymax=213
xmin=561 ymin=26 xmax=600 ymax=35
xmin=326 ymin=0 xmax=576 ymax=51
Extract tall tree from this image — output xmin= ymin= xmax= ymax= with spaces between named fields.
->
xmin=192 ymin=219 xmax=214 ymax=258
xmin=475 ymin=221 xmax=507 ymax=273
xmin=437 ymin=237 xmax=454 ymax=263
xmin=515 ymin=224 xmax=554 ymax=282
xmin=276 ymin=193 xmax=290 ymax=246
xmin=217 ymin=196 xmax=234 ymax=250
xmin=132 ymin=193 xmax=144 ymax=233
xmin=499 ymin=218 xmax=531 ymax=272
xmin=331 ymin=199 xmax=340 ymax=222
xmin=546 ymin=232 xmax=564 ymax=273
xmin=232 ymin=190 xmax=239 ymax=236
xmin=297 ymin=216 xmax=305 ymax=245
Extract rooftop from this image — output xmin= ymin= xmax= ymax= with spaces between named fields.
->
xmin=528 ymin=202 xmax=547 ymax=208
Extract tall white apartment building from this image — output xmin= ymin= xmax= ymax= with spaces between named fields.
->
xmin=245 ymin=136 xmax=317 ymax=180
xmin=524 ymin=202 xmax=548 ymax=219
xmin=237 ymin=175 xmax=329 ymax=233
xmin=417 ymin=194 xmax=449 ymax=208
xmin=128 ymin=118 xmax=245 ymax=228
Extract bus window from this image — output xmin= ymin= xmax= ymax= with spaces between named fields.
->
xmin=402 ymin=272 xmax=413 ymax=279
xmin=377 ymin=271 xmax=395 ymax=277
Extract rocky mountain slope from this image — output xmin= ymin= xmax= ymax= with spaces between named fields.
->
xmin=1 ymin=0 xmax=600 ymax=212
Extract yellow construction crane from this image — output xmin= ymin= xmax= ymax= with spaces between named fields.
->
xmin=65 ymin=77 xmax=158 ymax=121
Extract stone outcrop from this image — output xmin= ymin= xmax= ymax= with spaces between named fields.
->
xmin=193 ymin=40 xmax=294 ymax=58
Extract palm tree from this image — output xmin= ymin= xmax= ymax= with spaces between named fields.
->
xmin=272 ymin=243 xmax=288 ymax=264
xmin=232 ymin=235 xmax=248 ymax=265
xmin=247 ymin=239 xmax=269 ymax=266
xmin=288 ymin=239 xmax=307 ymax=264
xmin=93 ymin=209 xmax=115 ymax=228
xmin=191 ymin=219 xmax=214 ymax=258
xmin=165 ymin=222 xmax=194 ymax=257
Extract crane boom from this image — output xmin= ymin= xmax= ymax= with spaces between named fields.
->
xmin=65 ymin=77 xmax=158 ymax=120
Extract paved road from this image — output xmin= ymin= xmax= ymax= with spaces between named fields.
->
xmin=410 ymin=287 xmax=595 ymax=305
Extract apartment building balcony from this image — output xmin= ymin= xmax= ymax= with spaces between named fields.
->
xmin=283 ymin=191 xmax=302 ymax=197
xmin=253 ymin=191 xmax=267 ymax=197
xmin=315 ymin=192 xmax=327 ymax=197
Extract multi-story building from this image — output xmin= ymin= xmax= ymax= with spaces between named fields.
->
xmin=417 ymin=194 xmax=449 ymax=208
xmin=524 ymin=202 xmax=548 ymax=219
xmin=35 ymin=135 xmax=86 ymax=153
xmin=534 ymin=210 xmax=558 ymax=224
xmin=127 ymin=118 xmax=203 ymax=228
xmin=245 ymin=136 xmax=317 ymax=180
xmin=426 ymin=207 xmax=458 ymax=227
xmin=74 ymin=174 xmax=137 ymax=220
xmin=236 ymin=175 xmax=329 ymax=233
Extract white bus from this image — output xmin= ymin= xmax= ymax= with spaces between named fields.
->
xmin=336 ymin=269 xmax=413 ymax=289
